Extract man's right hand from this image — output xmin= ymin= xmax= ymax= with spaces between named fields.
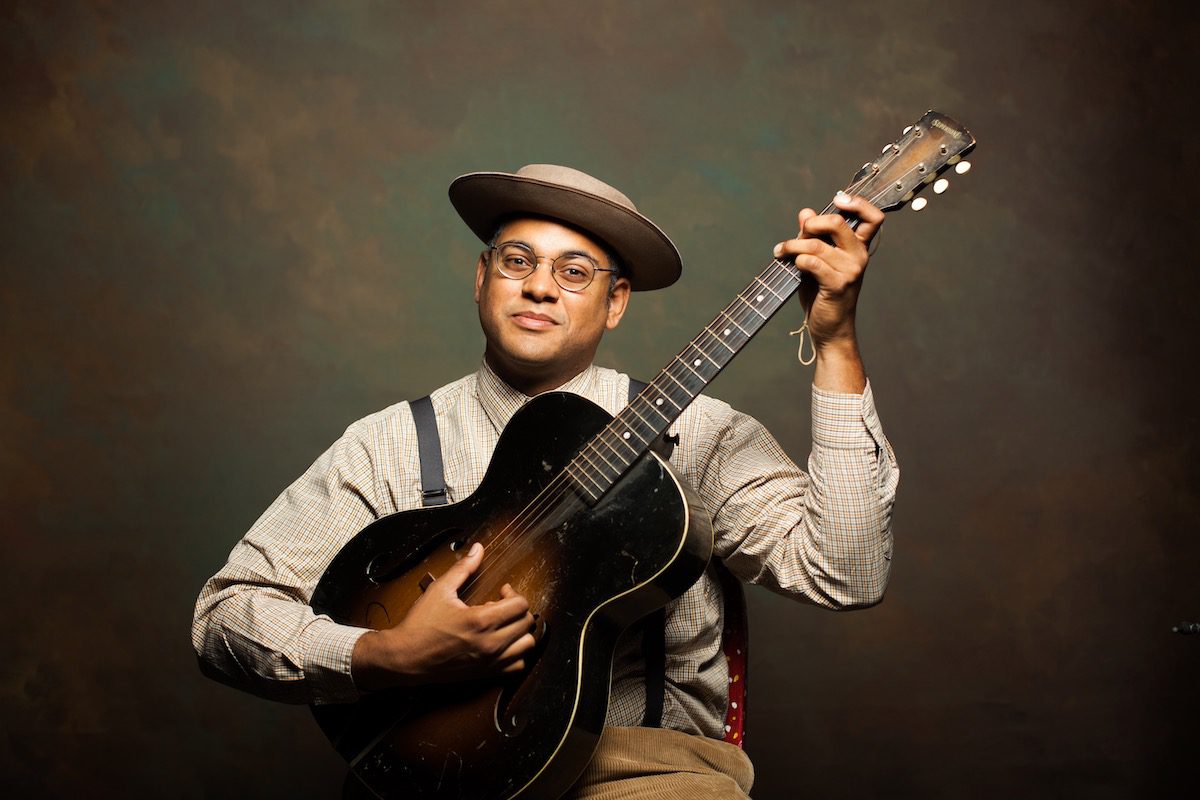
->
xmin=350 ymin=543 xmax=537 ymax=692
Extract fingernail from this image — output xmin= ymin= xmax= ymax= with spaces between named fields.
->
xmin=834 ymin=191 xmax=852 ymax=205
xmin=773 ymin=243 xmax=783 ymax=257
xmin=469 ymin=542 xmax=482 ymax=556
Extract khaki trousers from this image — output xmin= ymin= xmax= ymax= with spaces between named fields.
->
xmin=343 ymin=726 xmax=754 ymax=799
xmin=562 ymin=726 xmax=755 ymax=800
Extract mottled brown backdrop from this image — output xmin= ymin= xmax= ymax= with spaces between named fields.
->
xmin=3 ymin=1 xmax=1197 ymax=797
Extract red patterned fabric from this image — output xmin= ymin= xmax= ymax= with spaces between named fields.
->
xmin=715 ymin=563 xmax=748 ymax=747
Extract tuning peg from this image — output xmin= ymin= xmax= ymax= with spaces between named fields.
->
xmin=902 ymin=125 xmax=913 ymax=135
xmin=911 ymin=197 xmax=928 ymax=211
xmin=933 ymin=178 xmax=949 ymax=194
xmin=954 ymin=160 xmax=972 ymax=174
xmin=881 ymin=143 xmax=892 ymax=154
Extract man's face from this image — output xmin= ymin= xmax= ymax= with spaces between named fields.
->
xmin=475 ymin=217 xmax=631 ymax=393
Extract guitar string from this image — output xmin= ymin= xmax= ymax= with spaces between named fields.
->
xmin=460 ymin=156 xmax=903 ymax=575
xmin=460 ymin=172 xmax=904 ymax=601
xmin=458 ymin=166 xmax=906 ymax=600
xmin=457 ymin=254 xmax=817 ymax=599
xmin=466 ymin=156 xmax=897 ymax=572
xmin=459 ymin=160 xmax=919 ymax=599
xmin=459 ymin=247 xmax=812 ymax=599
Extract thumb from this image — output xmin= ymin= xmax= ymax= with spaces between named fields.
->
xmin=439 ymin=542 xmax=484 ymax=593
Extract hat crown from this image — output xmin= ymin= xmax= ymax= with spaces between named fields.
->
xmin=448 ymin=163 xmax=680 ymax=290
xmin=515 ymin=164 xmax=636 ymax=212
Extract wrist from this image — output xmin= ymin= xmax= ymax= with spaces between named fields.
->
xmin=351 ymin=629 xmax=409 ymax=692
xmin=812 ymin=336 xmax=866 ymax=394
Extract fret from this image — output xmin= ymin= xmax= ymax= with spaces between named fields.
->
xmin=589 ymin=433 xmax=628 ymax=468
xmin=574 ymin=446 xmax=616 ymax=487
xmin=623 ymin=398 xmax=662 ymax=432
xmin=685 ymin=339 xmax=723 ymax=370
xmin=567 ymin=256 xmax=807 ymax=504
xmin=632 ymin=394 xmax=675 ymax=426
xmin=716 ymin=309 xmax=751 ymax=338
xmin=641 ymin=380 xmax=687 ymax=417
xmin=660 ymin=362 xmax=699 ymax=398
xmin=583 ymin=439 xmax=622 ymax=474
xmin=701 ymin=325 xmax=737 ymax=354
xmin=752 ymin=275 xmax=788 ymax=303
xmin=672 ymin=353 xmax=706 ymax=381
xmin=648 ymin=389 xmax=683 ymax=415
xmin=577 ymin=439 xmax=617 ymax=474
xmin=605 ymin=423 xmax=649 ymax=457
xmin=732 ymin=293 xmax=769 ymax=320
xmin=765 ymin=264 xmax=802 ymax=297
xmin=564 ymin=461 xmax=602 ymax=502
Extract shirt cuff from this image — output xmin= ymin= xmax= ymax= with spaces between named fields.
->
xmin=811 ymin=379 xmax=886 ymax=451
xmin=301 ymin=617 xmax=370 ymax=705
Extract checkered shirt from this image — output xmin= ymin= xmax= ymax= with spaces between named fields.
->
xmin=192 ymin=361 xmax=897 ymax=738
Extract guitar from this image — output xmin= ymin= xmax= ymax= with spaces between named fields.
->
xmin=309 ymin=110 xmax=976 ymax=799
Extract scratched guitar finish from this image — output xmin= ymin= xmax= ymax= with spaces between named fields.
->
xmin=310 ymin=111 xmax=976 ymax=800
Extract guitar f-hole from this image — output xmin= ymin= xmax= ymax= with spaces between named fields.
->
xmin=493 ymin=614 xmax=550 ymax=737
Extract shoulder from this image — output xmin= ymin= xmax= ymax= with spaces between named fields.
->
xmin=679 ymin=392 xmax=742 ymax=433
xmin=342 ymin=373 xmax=476 ymax=444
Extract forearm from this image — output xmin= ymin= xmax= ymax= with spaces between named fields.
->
xmin=192 ymin=569 xmax=368 ymax=704
xmin=797 ymin=386 xmax=896 ymax=606
xmin=703 ymin=383 xmax=897 ymax=609
xmin=812 ymin=331 xmax=867 ymax=395
xmin=191 ymin=421 xmax=387 ymax=704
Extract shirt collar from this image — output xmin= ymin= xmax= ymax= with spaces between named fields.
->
xmin=476 ymin=359 xmax=601 ymax=433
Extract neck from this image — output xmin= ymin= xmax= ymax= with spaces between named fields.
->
xmin=483 ymin=350 xmax=591 ymax=397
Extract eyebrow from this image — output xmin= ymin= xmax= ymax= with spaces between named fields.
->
xmin=498 ymin=240 xmax=601 ymax=263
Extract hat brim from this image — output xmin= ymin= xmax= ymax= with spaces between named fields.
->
xmin=449 ymin=172 xmax=682 ymax=291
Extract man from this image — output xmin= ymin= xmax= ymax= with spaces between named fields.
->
xmin=192 ymin=164 xmax=897 ymax=798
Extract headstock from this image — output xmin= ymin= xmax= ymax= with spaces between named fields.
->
xmin=844 ymin=110 xmax=976 ymax=213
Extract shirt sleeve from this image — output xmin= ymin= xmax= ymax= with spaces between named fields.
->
xmin=688 ymin=380 xmax=898 ymax=609
xmin=191 ymin=420 xmax=392 ymax=705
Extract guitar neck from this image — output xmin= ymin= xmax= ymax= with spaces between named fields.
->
xmin=564 ymin=210 xmax=849 ymax=504
xmin=562 ymin=109 xmax=977 ymax=503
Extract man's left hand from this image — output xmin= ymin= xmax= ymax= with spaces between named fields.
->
xmin=772 ymin=193 xmax=884 ymax=393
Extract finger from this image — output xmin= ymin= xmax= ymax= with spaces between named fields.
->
xmin=799 ymin=211 xmax=866 ymax=254
xmin=796 ymin=208 xmax=817 ymax=238
xmin=438 ymin=542 xmax=485 ymax=593
xmin=500 ymin=658 xmax=527 ymax=674
xmin=833 ymin=193 xmax=885 ymax=244
xmin=773 ymin=237 xmax=841 ymax=276
xmin=475 ymin=595 xmax=532 ymax=628
xmin=489 ymin=614 xmax=537 ymax=654
xmin=495 ymin=631 xmax=537 ymax=663
xmin=788 ymin=252 xmax=842 ymax=287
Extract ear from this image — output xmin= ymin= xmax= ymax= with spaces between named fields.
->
xmin=474 ymin=252 xmax=488 ymax=303
xmin=605 ymin=277 xmax=632 ymax=330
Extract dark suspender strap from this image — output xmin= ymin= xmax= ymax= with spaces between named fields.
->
xmin=409 ymin=395 xmax=448 ymax=507
xmin=630 ymin=377 xmax=668 ymax=728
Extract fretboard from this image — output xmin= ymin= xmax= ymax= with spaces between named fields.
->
xmin=559 ymin=206 xmax=858 ymax=503
xmin=563 ymin=209 xmax=859 ymax=502
xmin=562 ymin=269 xmax=782 ymax=501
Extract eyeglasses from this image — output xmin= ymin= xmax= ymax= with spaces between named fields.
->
xmin=488 ymin=241 xmax=617 ymax=292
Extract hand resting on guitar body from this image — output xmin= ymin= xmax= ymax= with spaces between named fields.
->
xmin=350 ymin=543 xmax=537 ymax=691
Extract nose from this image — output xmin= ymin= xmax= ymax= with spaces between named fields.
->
xmin=521 ymin=258 xmax=560 ymax=302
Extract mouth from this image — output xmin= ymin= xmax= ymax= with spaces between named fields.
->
xmin=511 ymin=311 xmax=560 ymax=330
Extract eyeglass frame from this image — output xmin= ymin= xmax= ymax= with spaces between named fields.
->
xmin=486 ymin=240 xmax=619 ymax=293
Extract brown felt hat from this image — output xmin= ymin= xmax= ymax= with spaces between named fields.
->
xmin=448 ymin=164 xmax=682 ymax=291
